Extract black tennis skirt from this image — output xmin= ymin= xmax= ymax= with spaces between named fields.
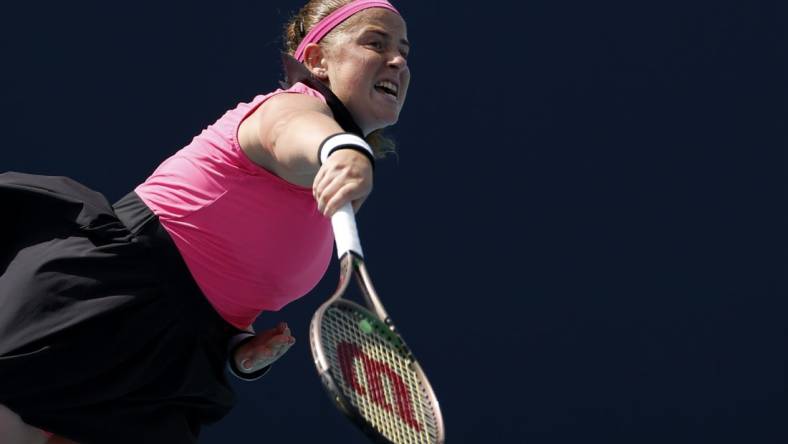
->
xmin=0 ymin=172 xmax=245 ymax=443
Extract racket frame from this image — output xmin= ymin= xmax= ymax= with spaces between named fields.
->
xmin=309 ymin=251 xmax=445 ymax=444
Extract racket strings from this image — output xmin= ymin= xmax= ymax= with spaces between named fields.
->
xmin=322 ymin=306 xmax=440 ymax=444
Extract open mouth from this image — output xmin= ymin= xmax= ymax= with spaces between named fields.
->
xmin=374 ymin=80 xmax=399 ymax=99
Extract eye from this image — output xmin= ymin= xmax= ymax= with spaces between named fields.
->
xmin=366 ymin=40 xmax=384 ymax=51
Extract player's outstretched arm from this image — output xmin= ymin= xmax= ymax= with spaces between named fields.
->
xmin=238 ymin=93 xmax=374 ymax=217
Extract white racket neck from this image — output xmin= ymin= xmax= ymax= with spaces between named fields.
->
xmin=352 ymin=260 xmax=389 ymax=322
xmin=331 ymin=203 xmax=390 ymax=321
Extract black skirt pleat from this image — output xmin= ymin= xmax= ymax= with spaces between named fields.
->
xmin=0 ymin=172 xmax=243 ymax=444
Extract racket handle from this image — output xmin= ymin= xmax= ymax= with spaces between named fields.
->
xmin=331 ymin=202 xmax=364 ymax=259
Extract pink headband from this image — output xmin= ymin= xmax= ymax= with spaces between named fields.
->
xmin=294 ymin=0 xmax=400 ymax=62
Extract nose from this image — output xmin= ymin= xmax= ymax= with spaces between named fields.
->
xmin=387 ymin=52 xmax=407 ymax=71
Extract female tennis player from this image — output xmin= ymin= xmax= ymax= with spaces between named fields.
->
xmin=0 ymin=1 xmax=409 ymax=442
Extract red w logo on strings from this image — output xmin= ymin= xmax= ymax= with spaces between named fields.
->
xmin=337 ymin=341 xmax=423 ymax=432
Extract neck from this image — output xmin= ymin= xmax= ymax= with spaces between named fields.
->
xmin=280 ymin=53 xmax=367 ymax=138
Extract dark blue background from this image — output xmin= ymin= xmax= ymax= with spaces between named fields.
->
xmin=1 ymin=0 xmax=785 ymax=442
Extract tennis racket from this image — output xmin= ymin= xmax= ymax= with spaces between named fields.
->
xmin=309 ymin=203 xmax=445 ymax=444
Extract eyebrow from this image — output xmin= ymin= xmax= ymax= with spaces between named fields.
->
xmin=363 ymin=28 xmax=410 ymax=49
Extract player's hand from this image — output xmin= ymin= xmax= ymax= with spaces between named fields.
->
xmin=313 ymin=149 xmax=373 ymax=217
xmin=235 ymin=322 xmax=296 ymax=373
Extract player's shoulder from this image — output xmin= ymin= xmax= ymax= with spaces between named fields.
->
xmin=250 ymin=86 xmax=333 ymax=136
xmin=262 ymin=91 xmax=326 ymax=114
xmin=256 ymin=81 xmax=326 ymax=113
xmin=261 ymin=86 xmax=329 ymax=115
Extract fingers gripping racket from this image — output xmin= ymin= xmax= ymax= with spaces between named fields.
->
xmin=309 ymin=203 xmax=445 ymax=444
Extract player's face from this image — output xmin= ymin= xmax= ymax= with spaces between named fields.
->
xmin=320 ymin=9 xmax=410 ymax=135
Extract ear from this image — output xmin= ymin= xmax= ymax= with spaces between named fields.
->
xmin=303 ymin=43 xmax=329 ymax=80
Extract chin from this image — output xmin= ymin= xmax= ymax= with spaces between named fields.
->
xmin=378 ymin=111 xmax=402 ymax=128
xmin=361 ymin=117 xmax=398 ymax=134
xmin=354 ymin=103 xmax=402 ymax=133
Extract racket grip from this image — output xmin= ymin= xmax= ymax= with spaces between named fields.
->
xmin=331 ymin=202 xmax=364 ymax=259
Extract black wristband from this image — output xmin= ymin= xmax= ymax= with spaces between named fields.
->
xmin=318 ymin=133 xmax=376 ymax=170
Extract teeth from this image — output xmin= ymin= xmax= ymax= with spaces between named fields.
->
xmin=375 ymin=81 xmax=398 ymax=96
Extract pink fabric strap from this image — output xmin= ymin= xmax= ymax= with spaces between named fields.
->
xmin=294 ymin=0 xmax=400 ymax=61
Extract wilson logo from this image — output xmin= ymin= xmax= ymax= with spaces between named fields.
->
xmin=337 ymin=341 xmax=423 ymax=431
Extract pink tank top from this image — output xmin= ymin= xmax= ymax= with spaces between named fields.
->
xmin=135 ymin=83 xmax=334 ymax=329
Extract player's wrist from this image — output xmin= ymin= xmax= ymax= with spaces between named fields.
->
xmin=227 ymin=332 xmax=272 ymax=381
xmin=318 ymin=133 xmax=375 ymax=170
